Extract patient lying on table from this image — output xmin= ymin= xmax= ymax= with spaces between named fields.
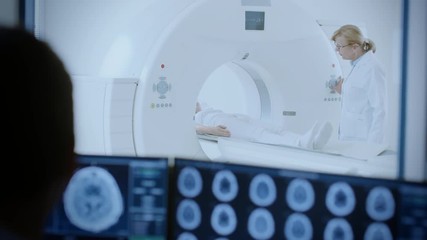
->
xmin=194 ymin=102 xmax=333 ymax=150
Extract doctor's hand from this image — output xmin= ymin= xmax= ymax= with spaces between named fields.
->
xmin=334 ymin=76 xmax=344 ymax=94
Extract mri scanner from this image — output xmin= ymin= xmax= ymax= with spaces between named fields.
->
xmin=36 ymin=0 xmax=396 ymax=178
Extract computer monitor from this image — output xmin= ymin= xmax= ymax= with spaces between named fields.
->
xmin=170 ymin=158 xmax=427 ymax=239
xmin=44 ymin=155 xmax=169 ymax=240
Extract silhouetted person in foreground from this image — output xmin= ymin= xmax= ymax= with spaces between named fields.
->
xmin=0 ymin=27 xmax=76 ymax=240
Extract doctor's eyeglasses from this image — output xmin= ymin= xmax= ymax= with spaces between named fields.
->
xmin=335 ymin=43 xmax=352 ymax=51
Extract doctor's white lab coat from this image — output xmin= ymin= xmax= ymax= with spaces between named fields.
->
xmin=339 ymin=50 xmax=387 ymax=144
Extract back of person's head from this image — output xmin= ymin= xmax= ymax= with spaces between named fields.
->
xmin=331 ymin=24 xmax=376 ymax=53
xmin=0 ymin=26 xmax=76 ymax=239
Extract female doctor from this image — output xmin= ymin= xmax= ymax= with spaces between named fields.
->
xmin=331 ymin=24 xmax=387 ymax=144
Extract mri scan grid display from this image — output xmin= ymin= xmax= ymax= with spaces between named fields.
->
xmin=44 ymin=155 xmax=169 ymax=240
xmin=171 ymin=158 xmax=427 ymax=240
xmin=42 ymin=156 xmax=427 ymax=239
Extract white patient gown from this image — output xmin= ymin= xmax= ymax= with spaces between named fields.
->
xmin=194 ymin=108 xmax=302 ymax=147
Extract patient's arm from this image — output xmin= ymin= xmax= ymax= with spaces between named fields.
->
xmin=195 ymin=124 xmax=231 ymax=137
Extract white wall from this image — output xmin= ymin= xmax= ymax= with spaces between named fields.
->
xmin=0 ymin=0 xmax=19 ymax=27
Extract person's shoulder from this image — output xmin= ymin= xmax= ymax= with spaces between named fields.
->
xmin=359 ymin=51 xmax=384 ymax=71
xmin=358 ymin=51 xmax=373 ymax=63
xmin=362 ymin=51 xmax=381 ymax=65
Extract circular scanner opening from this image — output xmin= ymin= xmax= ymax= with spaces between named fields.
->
xmin=195 ymin=62 xmax=262 ymax=160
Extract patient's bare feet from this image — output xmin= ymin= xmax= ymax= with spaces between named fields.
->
xmin=299 ymin=121 xmax=333 ymax=150
xmin=313 ymin=122 xmax=333 ymax=149
xmin=299 ymin=122 xmax=319 ymax=149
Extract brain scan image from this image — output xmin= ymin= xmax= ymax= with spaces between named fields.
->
xmin=63 ymin=166 xmax=124 ymax=233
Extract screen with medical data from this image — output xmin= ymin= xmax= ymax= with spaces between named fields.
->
xmin=44 ymin=155 xmax=169 ymax=240
xmin=245 ymin=11 xmax=265 ymax=30
xmin=170 ymin=158 xmax=427 ymax=239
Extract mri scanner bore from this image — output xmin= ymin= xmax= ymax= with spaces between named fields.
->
xmin=60 ymin=0 xmax=343 ymax=158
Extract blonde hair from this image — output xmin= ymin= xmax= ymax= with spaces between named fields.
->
xmin=331 ymin=24 xmax=376 ymax=53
